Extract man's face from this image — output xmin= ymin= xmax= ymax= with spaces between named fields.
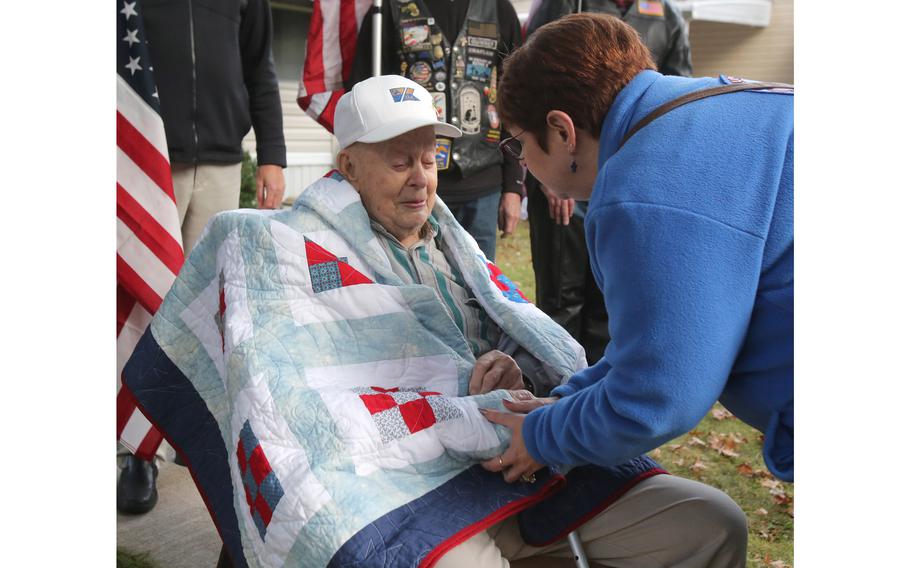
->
xmin=342 ymin=126 xmax=439 ymax=246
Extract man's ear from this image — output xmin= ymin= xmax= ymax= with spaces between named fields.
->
xmin=545 ymin=110 xmax=577 ymax=152
xmin=337 ymin=148 xmax=358 ymax=189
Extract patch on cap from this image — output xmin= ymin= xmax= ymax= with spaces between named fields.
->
xmin=389 ymin=87 xmax=420 ymax=103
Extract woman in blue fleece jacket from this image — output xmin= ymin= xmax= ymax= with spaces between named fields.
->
xmin=481 ymin=13 xmax=794 ymax=482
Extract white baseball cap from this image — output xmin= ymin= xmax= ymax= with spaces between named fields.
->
xmin=334 ymin=75 xmax=462 ymax=148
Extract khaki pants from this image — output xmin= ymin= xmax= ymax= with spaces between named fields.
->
xmin=172 ymin=162 xmax=242 ymax=256
xmin=435 ymin=474 xmax=747 ymax=568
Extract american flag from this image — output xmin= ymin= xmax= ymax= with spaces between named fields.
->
xmin=296 ymin=0 xmax=373 ymax=132
xmin=116 ymin=0 xmax=184 ymax=460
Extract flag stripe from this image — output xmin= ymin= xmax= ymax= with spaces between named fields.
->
xmin=321 ymin=1 xmax=343 ymax=92
xmin=340 ymin=0 xmax=358 ymax=80
xmin=136 ymin=426 xmax=165 ymax=460
xmin=302 ymin=0 xmax=327 ymax=95
xmin=117 ymin=149 xmax=183 ymax=245
xmin=117 ymin=386 xmax=138 ymax=437
xmin=117 ymin=75 xmax=170 ymax=159
xmin=120 ymin=408 xmax=155 ymax=453
xmin=118 ymin=217 xmax=178 ymax=301
xmin=117 ymin=183 xmax=184 ymax=274
xmin=117 ymin=111 xmax=176 ymax=203
xmin=118 ymin=302 xmax=153 ymax=379
xmin=117 ymin=252 xmax=164 ymax=316
xmin=117 ymin=284 xmax=137 ymax=337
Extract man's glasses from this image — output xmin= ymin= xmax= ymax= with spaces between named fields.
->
xmin=499 ymin=130 xmax=524 ymax=160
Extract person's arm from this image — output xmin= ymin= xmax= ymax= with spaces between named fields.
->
xmin=658 ymin=0 xmax=692 ymax=77
xmin=526 ymin=0 xmax=574 ymax=36
xmin=345 ymin=1 xmax=399 ymax=90
xmin=497 ymin=0 xmax=524 ymax=235
xmin=239 ymin=0 xmax=286 ymax=168
xmin=522 ymin=202 xmax=764 ymax=467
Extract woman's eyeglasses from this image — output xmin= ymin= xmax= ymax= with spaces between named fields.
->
xmin=499 ymin=130 xmax=524 ymax=160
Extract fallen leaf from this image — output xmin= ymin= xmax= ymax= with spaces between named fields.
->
xmin=711 ymin=407 xmax=734 ymax=420
xmin=708 ymin=433 xmax=742 ymax=458
xmin=772 ymin=491 xmax=792 ymax=506
xmin=673 ymin=458 xmax=685 ymax=467
xmin=668 ymin=444 xmax=683 ymax=452
xmin=651 ymin=448 xmax=662 ymax=458
xmin=736 ymin=463 xmax=755 ymax=477
xmin=688 ymin=436 xmax=707 ymax=447
xmin=761 ymin=478 xmax=782 ymax=490
xmin=690 ymin=459 xmax=708 ymax=472
xmin=769 ymin=561 xmax=789 ymax=568
xmin=754 ymin=507 xmax=769 ymax=516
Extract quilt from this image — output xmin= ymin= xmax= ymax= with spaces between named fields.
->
xmin=124 ymin=171 xmax=662 ymax=568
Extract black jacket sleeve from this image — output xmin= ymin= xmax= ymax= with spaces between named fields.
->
xmin=498 ymin=0 xmax=524 ymax=195
xmin=240 ymin=0 xmax=287 ymax=167
xmin=657 ymin=0 xmax=692 ymax=77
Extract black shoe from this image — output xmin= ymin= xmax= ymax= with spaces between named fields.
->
xmin=117 ymin=455 xmax=159 ymax=515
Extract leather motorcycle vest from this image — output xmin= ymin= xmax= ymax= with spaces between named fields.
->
xmin=570 ymin=0 xmax=673 ymax=65
xmin=390 ymin=0 xmax=502 ymax=178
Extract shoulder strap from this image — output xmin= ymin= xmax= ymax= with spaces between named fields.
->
xmin=618 ymin=81 xmax=793 ymax=149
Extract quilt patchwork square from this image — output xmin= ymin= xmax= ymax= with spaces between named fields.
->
xmin=237 ymin=420 xmax=286 ymax=540
xmin=354 ymin=387 xmax=463 ymax=443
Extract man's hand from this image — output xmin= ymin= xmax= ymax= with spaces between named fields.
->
xmin=256 ymin=164 xmax=286 ymax=209
xmin=468 ymin=350 xmax=523 ymax=395
xmin=498 ymin=191 xmax=522 ymax=237
xmin=540 ymin=183 xmax=574 ymax=226
xmin=480 ymin=409 xmax=545 ymax=483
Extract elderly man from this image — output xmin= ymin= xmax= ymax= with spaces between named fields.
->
xmin=123 ymin=75 xmax=746 ymax=568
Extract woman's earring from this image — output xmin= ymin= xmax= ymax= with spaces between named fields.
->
xmin=570 ymin=160 xmax=577 ymax=174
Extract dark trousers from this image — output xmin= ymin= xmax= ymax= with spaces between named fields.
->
xmin=527 ymin=181 xmax=610 ymax=365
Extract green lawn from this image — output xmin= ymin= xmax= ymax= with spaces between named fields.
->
xmin=497 ymin=219 xmax=794 ymax=568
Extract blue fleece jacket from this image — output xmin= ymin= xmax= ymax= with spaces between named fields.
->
xmin=522 ymin=70 xmax=793 ymax=481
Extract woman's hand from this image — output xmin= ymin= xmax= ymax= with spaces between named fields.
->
xmin=480 ymin=409 xmax=545 ymax=483
xmin=502 ymin=390 xmax=559 ymax=414
xmin=469 ymin=350 xmax=523 ymax=394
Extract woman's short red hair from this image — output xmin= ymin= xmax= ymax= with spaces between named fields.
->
xmin=499 ymin=13 xmax=656 ymax=151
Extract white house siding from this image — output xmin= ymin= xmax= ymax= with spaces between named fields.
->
xmin=688 ymin=0 xmax=794 ymax=83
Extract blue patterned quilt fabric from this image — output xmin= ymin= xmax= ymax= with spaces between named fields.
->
xmin=124 ymin=171 xmax=662 ymax=568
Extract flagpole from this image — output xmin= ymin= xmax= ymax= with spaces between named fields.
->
xmin=372 ymin=0 xmax=383 ymax=76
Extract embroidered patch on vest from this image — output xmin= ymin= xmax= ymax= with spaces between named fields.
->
xmin=638 ymin=0 xmax=665 ymax=16
xmin=436 ymin=137 xmax=452 ymax=170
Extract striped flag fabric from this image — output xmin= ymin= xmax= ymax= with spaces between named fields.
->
xmin=297 ymin=0 xmax=373 ymax=132
xmin=116 ymin=0 xmax=184 ymax=460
